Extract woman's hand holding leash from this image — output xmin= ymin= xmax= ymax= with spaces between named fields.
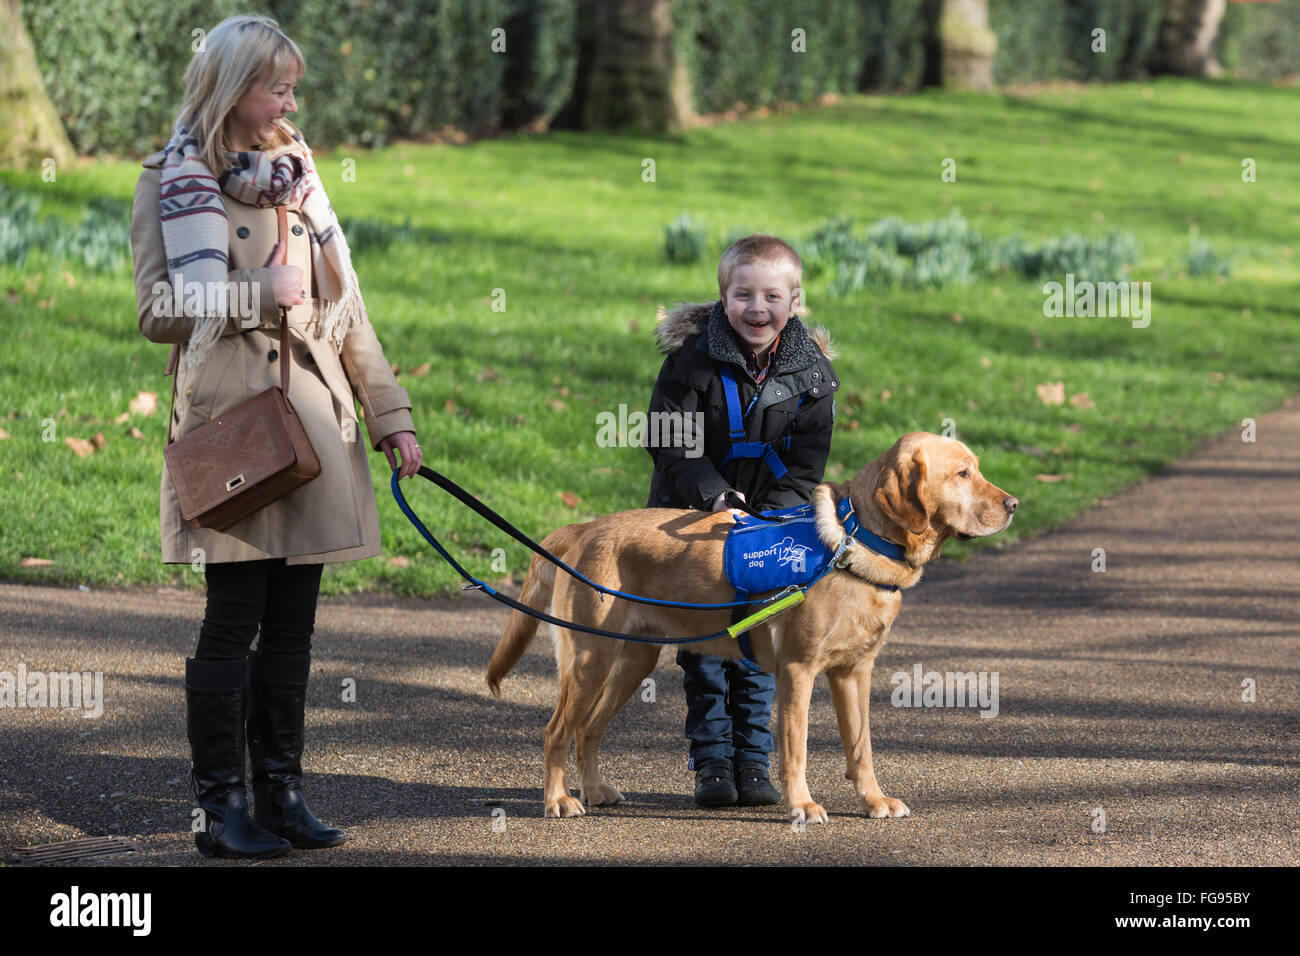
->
xmin=381 ymin=431 xmax=422 ymax=479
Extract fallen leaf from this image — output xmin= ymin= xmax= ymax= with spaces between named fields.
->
xmin=1035 ymin=473 xmax=1071 ymax=482
xmin=1035 ymin=381 xmax=1065 ymax=406
xmin=560 ymin=491 xmax=580 ymax=508
xmin=65 ymin=437 xmax=94 ymax=457
xmin=510 ymin=414 xmax=525 ymax=426
xmin=92 ymin=432 xmax=106 ymax=450
xmin=0 ymin=428 xmax=8 ymax=440
xmin=547 ymin=399 xmax=568 ymax=413
xmin=21 ymin=557 xmax=54 ymax=567
xmin=391 ymin=363 xmax=401 ymax=375
xmin=129 ymin=427 xmax=144 ymax=439
xmin=949 ymin=313 xmax=963 ymax=323
xmin=129 ymin=391 xmax=158 ymax=416
xmin=444 ymin=399 xmax=458 ymax=414
xmin=880 ymin=389 xmax=892 ymax=402
xmin=1068 ymin=392 xmax=1095 ymax=409
xmin=408 ymin=362 xmax=431 ymax=377
xmin=5 ymin=288 xmax=18 ymax=303
xmin=979 ymin=356 xmax=992 ymax=368
xmin=114 ymin=412 xmax=130 ymax=424
xmin=475 ymin=365 xmax=499 ymax=383
xmin=37 ymin=298 xmax=53 ymax=310
xmin=389 ymin=556 xmax=410 ymax=568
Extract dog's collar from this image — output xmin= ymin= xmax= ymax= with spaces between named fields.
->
xmin=836 ymin=498 xmax=907 ymax=563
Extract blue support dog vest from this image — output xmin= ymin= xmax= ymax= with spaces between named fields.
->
xmin=724 ymin=504 xmax=831 ymax=597
xmin=721 ymin=499 xmax=905 ymax=670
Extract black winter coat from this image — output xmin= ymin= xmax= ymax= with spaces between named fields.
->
xmin=644 ymin=299 xmax=839 ymax=513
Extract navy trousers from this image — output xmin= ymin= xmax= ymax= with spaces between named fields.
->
xmin=676 ymin=648 xmax=775 ymax=768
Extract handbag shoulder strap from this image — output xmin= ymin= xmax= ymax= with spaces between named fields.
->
xmin=275 ymin=204 xmax=290 ymax=395
xmin=166 ymin=205 xmax=291 ymax=445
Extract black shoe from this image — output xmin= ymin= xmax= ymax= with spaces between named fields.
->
xmin=185 ymin=657 xmax=291 ymax=860
xmin=735 ymin=762 xmax=781 ymax=806
xmin=693 ymin=759 xmax=738 ymax=807
xmin=247 ymin=651 xmax=347 ymax=849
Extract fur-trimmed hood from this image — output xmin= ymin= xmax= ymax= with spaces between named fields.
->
xmin=654 ymin=299 xmax=838 ymax=361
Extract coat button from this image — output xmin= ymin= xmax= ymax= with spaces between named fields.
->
xmin=812 ymin=371 xmax=820 ymax=378
xmin=236 ymin=226 xmax=250 ymax=238
xmin=812 ymin=387 xmax=820 ymax=395
xmin=267 ymin=348 xmax=278 ymax=362
xmin=185 ymin=387 xmax=192 ymax=396
xmin=661 ymin=494 xmax=670 ymax=503
xmin=291 ymin=224 xmax=304 ymax=236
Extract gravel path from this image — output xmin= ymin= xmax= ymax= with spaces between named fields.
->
xmin=2 ymin=397 xmax=1297 ymax=866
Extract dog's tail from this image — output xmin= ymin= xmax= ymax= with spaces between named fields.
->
xmin=486 ymin=522 xmax=584 ymax=697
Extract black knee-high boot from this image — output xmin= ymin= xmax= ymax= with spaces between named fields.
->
xmin=246 ymin=650 xmax=346 ymax=849
xmin=185 ymin=657 xmax=292 ymax=859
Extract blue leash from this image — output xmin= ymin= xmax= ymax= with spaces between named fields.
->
xmin=390 ymin=467 xmax=842 ymax=649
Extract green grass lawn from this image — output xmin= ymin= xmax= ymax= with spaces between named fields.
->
xmin=2 ymin=77 xmax=1297 ymax=597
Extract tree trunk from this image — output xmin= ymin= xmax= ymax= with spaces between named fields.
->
xmin=923 ymin=0 xmax=998 ymax=92
xmin=1149 ymin=0 xmax=1226 ymax=78
xmin=0 ymin=0 xmax=75 ymax=169
xmin=552 ymin=0 xmax=691 ymax=133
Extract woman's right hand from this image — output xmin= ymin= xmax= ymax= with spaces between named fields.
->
xmin=268 ymin=240 xmax=305 ymax=308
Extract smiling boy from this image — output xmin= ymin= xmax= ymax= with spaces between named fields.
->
xmin=645 ymin=234 xmax=839 ymax=806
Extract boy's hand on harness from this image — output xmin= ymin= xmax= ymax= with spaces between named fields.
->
xmin=381 ymin=431 xmax=423 ymax=479
xmin=712 ymin=490 xmax=745 ymax=515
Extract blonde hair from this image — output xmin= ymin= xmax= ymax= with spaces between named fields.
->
xmin=717 ymin=234 xmax=802 ymax=298
xmin=174 ymin=14 xmax=306 ymax=176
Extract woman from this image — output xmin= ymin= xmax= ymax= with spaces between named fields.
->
xmin=129 ymin=14 xmax=422 ymax=859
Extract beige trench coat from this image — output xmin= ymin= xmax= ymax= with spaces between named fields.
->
xmin=130 ymin=150 xmax=415 ymax=566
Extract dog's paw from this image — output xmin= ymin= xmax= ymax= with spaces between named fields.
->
xmin=581 ymin=782 xmax=625 ymax=807
xmin=545 ymin=794 xmax=587 ymax=818
xmin=788 ymin=802 xmax=828 ymax=825
xmin=861 ymin=795 xmax=910 ymax=819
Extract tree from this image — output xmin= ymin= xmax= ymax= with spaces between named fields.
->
xmin=923 ymin=0 xmax=998 ymax=92
xmin=1149 ymin=0 xmax=1226 ymax=78
xmin=552 ymin=0 xmax=691 ymax=134
xmin=1 ymin=0 xmax=75 ymax=170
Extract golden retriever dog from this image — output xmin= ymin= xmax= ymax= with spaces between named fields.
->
xmin=487 ymin=432 xmax=1017 ymax=823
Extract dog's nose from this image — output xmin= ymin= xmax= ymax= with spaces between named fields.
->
xmin=1004 ymin=496 xmax=1018 ymax=513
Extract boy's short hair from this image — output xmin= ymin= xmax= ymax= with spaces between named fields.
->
xmin=717 ymin=234 xmax=802 ymax=297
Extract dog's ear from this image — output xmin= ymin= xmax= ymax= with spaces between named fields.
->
xmin=874 ymin=450 xmax=930 ymax=536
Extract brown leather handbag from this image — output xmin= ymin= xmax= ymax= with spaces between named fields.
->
xmin=163 ymin=205 xmax=321 ymax=532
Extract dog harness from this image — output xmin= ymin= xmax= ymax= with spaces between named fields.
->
xmin=723 ymin=498 xmax=905 ymax=669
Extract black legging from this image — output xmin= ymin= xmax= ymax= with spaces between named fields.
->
xmin=195 ymin=558 xmax=324 ymax=660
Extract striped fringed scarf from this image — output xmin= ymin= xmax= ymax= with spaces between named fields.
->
xmin=157 ymin=115 xmax=366 ymax=369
